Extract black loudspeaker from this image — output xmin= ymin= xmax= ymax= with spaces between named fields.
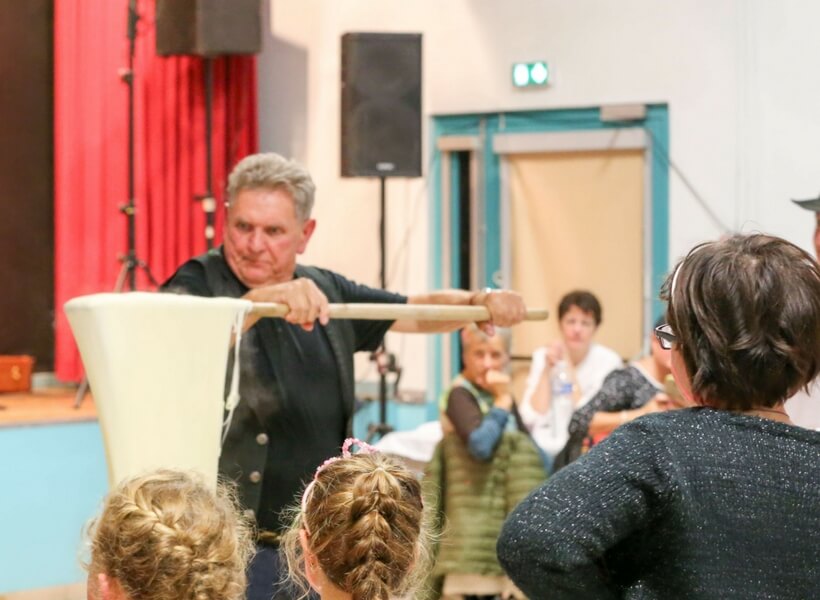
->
xmin=341 ymin=33 xmax=422 ymax=177
xmin=156 ymin=0 xmax=262 ymax=56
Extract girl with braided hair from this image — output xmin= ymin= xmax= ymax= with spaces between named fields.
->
xmin=85 ymin=469 xmax=254 ymax=600
xmin=281 ymin=439 xmax=429 ymax=600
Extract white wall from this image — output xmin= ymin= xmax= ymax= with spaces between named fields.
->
xmin=257 ymin=0 xmax=820 ymax=393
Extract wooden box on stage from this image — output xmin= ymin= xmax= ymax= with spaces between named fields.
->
xmin=0 ymin=355 xmax=34 ymax=393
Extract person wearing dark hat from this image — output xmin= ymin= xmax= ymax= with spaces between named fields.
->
xmin=786 ymin=195 xmax=820 ymax=429
xmin=792 ymin=194 xmax=820 ymax=258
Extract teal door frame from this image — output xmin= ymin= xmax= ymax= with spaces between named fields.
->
xmin=427 ymin=105 xmax=670 ymax=417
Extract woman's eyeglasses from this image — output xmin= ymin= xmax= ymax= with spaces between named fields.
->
xmin=654 ymin=323 xmax=677 ymax=350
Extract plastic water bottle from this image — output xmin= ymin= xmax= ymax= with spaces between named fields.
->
xmin=550 ymin=360 xmax=574 ymax=437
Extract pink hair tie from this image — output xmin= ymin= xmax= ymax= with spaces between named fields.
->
xmin=310 ymin=437 xmax=378 ymax=479
xmin=341 ymin=436 xmax=378 ymax=456
xmin=301 ymin=438 xmax=379 ymax=529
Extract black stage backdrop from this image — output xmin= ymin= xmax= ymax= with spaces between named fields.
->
xmin=0 ymin=1 xmax=54 ymax=370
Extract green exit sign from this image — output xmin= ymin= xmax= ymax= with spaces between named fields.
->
xmin=512 ymin=61 xmax=550 ymax=88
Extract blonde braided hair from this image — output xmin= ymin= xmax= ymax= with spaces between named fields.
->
xmin=282 ymin=451 xmax=429 ymax=599
xmin=86 ymin=469 xmax=254 ymax=600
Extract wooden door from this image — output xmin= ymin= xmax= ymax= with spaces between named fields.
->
xmin=507 ymin=149 xmax=645 ymax=398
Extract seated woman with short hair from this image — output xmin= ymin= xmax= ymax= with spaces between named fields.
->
xmin=519 ymin=290 xmax=623 ymax=459
xmin=426 ymin=325 xmax=545 ymax=600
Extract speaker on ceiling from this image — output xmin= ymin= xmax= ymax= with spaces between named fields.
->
xmin=155 ymin=0 xmax=262 ymax=57
xmin=341 ymin=33 xmax=422 ymax=178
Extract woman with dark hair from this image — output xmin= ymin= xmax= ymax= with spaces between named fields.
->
xmin=552 ymin=317 xmax=681 ymax=470
xmin=519 ymin=290 xmax=622 ymax=461
xmin=498 ymin=234 xmax=820 ymax=599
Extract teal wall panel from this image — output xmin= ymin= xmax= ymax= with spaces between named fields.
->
xmin=0 ymin=421 xmax=108 ymax=593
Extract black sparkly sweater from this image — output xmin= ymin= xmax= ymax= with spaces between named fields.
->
xmin=497 ymin=408 xmax=820 ymax=599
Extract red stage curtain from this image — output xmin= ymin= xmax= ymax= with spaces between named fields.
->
xmin=54 ymin=0 xmax=258 ymax=381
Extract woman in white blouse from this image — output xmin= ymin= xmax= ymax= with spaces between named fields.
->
xmin=519 ymin=290 xmax=622 ymax=461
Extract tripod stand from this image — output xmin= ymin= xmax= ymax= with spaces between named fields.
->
xmin=74 ymin=0 xmax=158 ymax=408
xmin=365 ymin=177 xmax=402 ymax=442
xmin=194 ymin=58 xmax=217 ymax=250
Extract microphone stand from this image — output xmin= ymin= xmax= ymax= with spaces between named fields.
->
xmin=366 ymin=177 xmax=401 ymax=442
xmin=119 ymin=0 xmax=159 ymax=291
xmin=194 ymin=57 xmax=217 ymax=249
xmin=75 ymin=0 xmax=158 ymax=408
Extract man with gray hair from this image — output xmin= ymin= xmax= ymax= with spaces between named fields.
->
xmin=162 ymin=152 xmax=527 ymax=599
